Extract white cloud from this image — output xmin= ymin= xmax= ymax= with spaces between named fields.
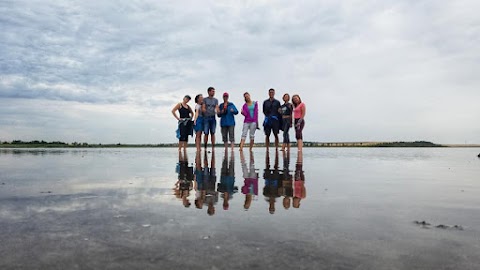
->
xmin=1 ymin=0 xmax=479 ymax=143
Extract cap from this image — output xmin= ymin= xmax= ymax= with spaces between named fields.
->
xmin=223 ymin=92 xmax=229 ymax=97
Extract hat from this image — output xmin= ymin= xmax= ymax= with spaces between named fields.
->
xmin=184 ymin=95 xmax=191 ymax=100
xmin=223 ymin=92 xmax=229 ymax=97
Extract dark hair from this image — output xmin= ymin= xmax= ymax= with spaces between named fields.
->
xmin=292 ymin=94 xmax=302 ymax=107
xmin=195 ymin=94 xmax=202 ymax=104
xmin=243 ymin=92 xmax=249 ymax=96
xmin=269 ymin=88 xmax=275 ymax=92
xmin=207 ymin=87 xmax=215 ymax=92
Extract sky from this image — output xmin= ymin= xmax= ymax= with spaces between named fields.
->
xmin=1 ymin=0 xmax=479 ymax=144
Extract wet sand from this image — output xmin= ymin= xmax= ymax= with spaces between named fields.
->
xmin=1 ymin=148 xmax=479 ymax=269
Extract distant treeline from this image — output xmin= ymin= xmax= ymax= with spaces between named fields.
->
xmin=0 ymin=140 xmax=445 ymax=148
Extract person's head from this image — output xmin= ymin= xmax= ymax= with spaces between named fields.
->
xmin=183 ymin=95 xmax=191 ymax=104
xmin=269 ymin=197 xmax=275 ymax=214
xmin=244 ymin=194 xmax=252 ymax=210
xmin=223 ymin=92 xmax=229 ymax=102
xmin=207 ymin=203 xmax=215 ymax=216
xmin=268 ymin=88 xmax=275 ymax=99
xmin=292 ymin=94 xmax=302 ymax=107
xmin=283 ymin=93 xmax=290 ymax=103
xmin=244 ymin=92 xmax=251 ymax=103
xmin=195 ymin=198 xmax=203 ymax=209
xmin=283 ymin=196 xmax=291 ymax=209
xmin=293 ymin=197 xmax=301 ymax=208
xmin=207 ymin=87 xmax=215 ymax=97
xmin=195 ymin=94 xmax=203 ymax=104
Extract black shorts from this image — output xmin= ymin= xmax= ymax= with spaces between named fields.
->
xmin=264 ymin=118 xmax=280 ymax=136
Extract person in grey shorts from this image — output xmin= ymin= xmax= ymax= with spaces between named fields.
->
xmin=218 ymin=92 xmax=238 ymax=151
xmin=239 ymin=92 xmax=259 ymax=151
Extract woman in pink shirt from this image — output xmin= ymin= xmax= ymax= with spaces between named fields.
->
xmin=292 ymin=94 xmax=306 ymax=152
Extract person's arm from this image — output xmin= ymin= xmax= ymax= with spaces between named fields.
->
xmin=241 ymin=104 xmax=246 ymax=116
xmin=301 ymin=104 xmax=306 ymax=119
xmin=189 ymin=106 xmax=194 ymax=119
xmin=254 ymin=102 xmax=259 ymax=127
xmin=202 ymin=102 xmax=207 ymax=113
xmin=263 ymin=100 xmax=268 ymax=116
xmin=231 ymin=104 xmax=239 ymax=115
xmin=171 ymin=103 xmax=181 ymax=121
xmin=193 ymin=107 xmax=199 ymax=124
xmin=215 ymin=102 xmax=220 ymax=115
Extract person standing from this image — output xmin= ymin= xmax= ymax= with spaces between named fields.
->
xmin=171 ymin=95 xmax=194 ymax=152
xmin=202 ymin=87 xmax=219 ymax=150
xmin=263 ymin=88 xmax=281 ymax=150
xmin=218 ymin=92 xmax=238 ymax=151
xmin=193 ymin=94 xmax=204 ymax=151
xmin=239 ymin=92 xmax=258 ymax=152
xmin=292 ymin=94 xmax=306 ymax=152
xmin=279 ymin=93 xmax=293 ymax=152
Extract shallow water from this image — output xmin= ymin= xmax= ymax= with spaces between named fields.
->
xmin=0 ymin=147 xmax=479 ymax=270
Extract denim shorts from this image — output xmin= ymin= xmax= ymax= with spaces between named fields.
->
xmin=204 ymin=116 xmax=217 ymax=135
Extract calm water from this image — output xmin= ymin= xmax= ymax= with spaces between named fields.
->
xmin=0 ymin=148 xmax=479 ymax=270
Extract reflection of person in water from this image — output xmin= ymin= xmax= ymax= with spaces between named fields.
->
xmin=241 ymin=150 xmax=258 ymax=210
xmin=281 ymin=150 xmax=293 ymax=210
xmin=293 ymin=152 xmax=306 ymax=208
xmin=194 ymin=150 xmax=205 ymax=209
xmin=263 ymin=150 xmax=281 ymax=214
xmin=203 ymin=151 xmax=218 ymax=216
xmin=218 ymin=150 xmax=238 ymax=210
xmin=174 ymin=151 xmax=194 ymax=207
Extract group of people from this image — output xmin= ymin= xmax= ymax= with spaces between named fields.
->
xmin=174 ymin=149 xmax=306 ymax=215
xmin=172 ymin=87 xmax=306 ymax=152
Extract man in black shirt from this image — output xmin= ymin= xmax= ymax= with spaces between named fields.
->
xmin=263 ymin=88 xmax=281 ymax=150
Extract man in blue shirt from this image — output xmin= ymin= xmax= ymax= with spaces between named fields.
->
xmin=263 ymin=88 xmax=281 ymax=150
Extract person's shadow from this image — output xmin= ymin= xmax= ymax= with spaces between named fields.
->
xmin=174 ymin=151 xmax=193 ymax=208
xmin=218 ymin=149 xmax=238 ymax=211
xmin=263 ymin=150 xmax=281 ymax=214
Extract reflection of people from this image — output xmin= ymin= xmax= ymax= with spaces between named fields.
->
xmin=292 ymin=94 xmax=306 ymax=152
xmin=218 ymin=150 xmax=237 ymax=210
xmin=293 ymin=152 xmax=306 ymax=208
xmin=263 ymin=150 xmax=281 ymax=214
xmin=194 ymin=150 xmax=205 ymax=209
xmin=263 ymin=89 xmax=281 ymax=150
xmin=174 ymin=151 xmax=193 ymax=207
xmin=281 ymin=150 xmax=293 ymax=210
xmin=172 ymin=95 xmax=194 ymax=152
xmin=240 ymin=92 xmax=259 ymax=152
xmin=203 ymin=150 xmax=218 ymax=216
xmin=202 ymin=87 xmax=220 ymax=150
xmin=241 ymin=150 xmax=258 ymax=210
xmin=218 ymin=92 xmax=238 ymax=151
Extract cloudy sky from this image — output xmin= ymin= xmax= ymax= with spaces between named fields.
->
xmin=1 ymin=0 xmax=479 ymax=144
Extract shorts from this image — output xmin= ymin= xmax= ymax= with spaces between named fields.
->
xmin=204 ymin=116 xmax=217 ymax=135
xmin=194 ymin=116 xmax=204 ymax=133
xmin=295 ymin=119 xmax=305 ymax=140
xmin=221 ymin=126 xmax=235 ymax=143
xmin=241 ymin=122 xmax=257 ymax=140
xmin=264 ymin=118 xmax=280 ymax=136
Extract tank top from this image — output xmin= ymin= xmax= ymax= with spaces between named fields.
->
xmin=280 ymin=103 xmax=292 ymax=117
xmin=178 ymin=104 xmax=191 ymax=119
xmin=293 ymin=103 xmax=305 ymax=119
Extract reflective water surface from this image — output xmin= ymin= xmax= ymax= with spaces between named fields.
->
xmin=0 ymin=148 xmax=479 ymax=269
